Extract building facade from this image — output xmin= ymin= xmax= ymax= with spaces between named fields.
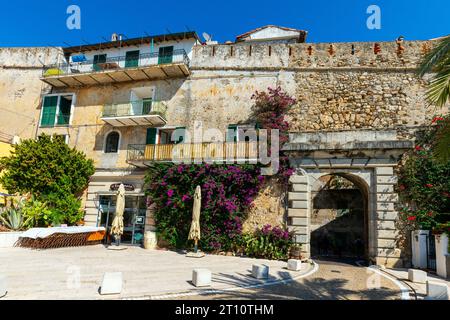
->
xmin=0 ymin=26 xmax=447 ymax=266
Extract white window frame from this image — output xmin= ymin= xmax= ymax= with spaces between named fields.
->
xmin=39 ymin=93 xmax=76 ymax=128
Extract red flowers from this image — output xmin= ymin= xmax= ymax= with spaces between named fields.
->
xmin=425 ymin=184 xmax=434 ymax=188
xmin=428 ymin=212 xmax=434 ymax=217
xmin=414 ymin=145 xmax=422 ymax=151
xmin=443 ymin=192 xmax=450 ymax=198
xmin=399 ymin=184 xmax=406 ymax=191
xmin=432 ymin=116 xmax=444 ymax=124
xmin=407 ymin=216 xmax=417 ymax=221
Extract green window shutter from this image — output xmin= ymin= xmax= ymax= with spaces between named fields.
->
xmin=93 ymin=54 xmax=107 ymax=71
xmin=146 ymin=128 xmax=157 ymax=145
xmin=227 ymin=125 xmax=238 ymax=142
xmin=125 ymin=50 xmax=140 ymax=68
xmin=40 ymin=96 xmax=58 ymax=127
xmin=174 ymin=127 xmax=186 ymax=144
xmin=142 ymin=98 xmax=152 ymax=114
xmin=158 ymin=46 xmax=174 ymax=64
xmin=57 ymin=97 xmax=71 ymax=125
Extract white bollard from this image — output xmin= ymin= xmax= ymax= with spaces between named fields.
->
xmin=100 ymin=272 xmax=123 ymax=295
xmin=252 ymin=265 xmax=269 ymax=279
xmin=287 ymin=259 xmax=302 ymax=271
xmin=0 ymin=275 xmax=7 ymax=298
xmin=425 ymin=281 xmax=449 ymax=300
xmin=408 ymin=269 xmax=427 ymax=283
xmin=192 ymin=269 xmax=212 ymax=287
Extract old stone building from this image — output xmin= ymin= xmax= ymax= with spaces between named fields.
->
xmin=0 ymin=25 xmax=447 ymax=267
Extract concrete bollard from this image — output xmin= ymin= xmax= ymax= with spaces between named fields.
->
xmin=425 ymin=281 xmax=449 ymax=300
xmin=408 ymin=269 xmax=427 ymax=283
xmin=287 ymin=259 xmax=302 ymax=271
xmin=252 ymin=265 xmax=269 ymax=279
xmin=100 ymin=272 xmax=123 ymax=295
xmin=0 ymin=275 xmax=7 ymax=298
xmin=192 ymin=269 xmax=212 ymax=287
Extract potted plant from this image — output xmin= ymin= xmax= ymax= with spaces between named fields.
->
xmin=290 ymin=243 xmax=302 ymax=260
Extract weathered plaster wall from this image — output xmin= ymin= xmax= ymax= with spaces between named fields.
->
xmin=0 ymin=47 xmax=62 ymax=139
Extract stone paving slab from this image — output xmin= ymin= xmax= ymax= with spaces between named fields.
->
xmin=0 ymin=245 xmax=313 ymax=300
xmin=174 ymin=259 xmax=404 ymax=300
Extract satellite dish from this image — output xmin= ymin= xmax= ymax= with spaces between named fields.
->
xmin=202 ymin=32 xmax=212 ymax=42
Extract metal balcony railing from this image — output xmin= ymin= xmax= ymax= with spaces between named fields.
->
xmin=127 ymin=142 xmax=259 ymax=163
xmin=42 ymin=49 xmax=190 ymax=77
xmin=102 ymin=100 xmax=168 ymax=119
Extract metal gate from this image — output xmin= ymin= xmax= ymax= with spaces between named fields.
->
xmin=426 ymin=233 xmax=437 ymax=270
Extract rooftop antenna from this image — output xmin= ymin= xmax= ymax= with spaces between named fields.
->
xmin=202 ymin=32 xmax=212 ymax=43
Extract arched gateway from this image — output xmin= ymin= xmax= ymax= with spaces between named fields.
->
xmin=284 ymin=129 xmax=414 ymax=267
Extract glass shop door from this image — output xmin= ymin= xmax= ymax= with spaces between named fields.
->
xmin=98 ymin=195 xmax=147 ymax=245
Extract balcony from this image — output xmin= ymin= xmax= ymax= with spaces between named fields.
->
xmin=41 ymin=50 xmax=190 ymax=88
xmin=101 ymin=100 xmax=167 ymax=127
xmin=127 ymin=142 xmax=259 ymax=166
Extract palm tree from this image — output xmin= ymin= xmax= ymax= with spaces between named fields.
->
xmin=418 ymin=35 xmax=450 ymax=163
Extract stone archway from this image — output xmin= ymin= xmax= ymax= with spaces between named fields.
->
xmin=288 ymin=167 xmax=396 ymax=266
xmin=310 ymin=173 xmax=369 ymax=260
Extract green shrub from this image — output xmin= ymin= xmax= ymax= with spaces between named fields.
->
xmin=241 ymin=225 xmax=294 ymax=260
xmin=398 ymin=117 xmax=450 ymax=231
xmin=0 ymin=134 xmax=94 ymax=227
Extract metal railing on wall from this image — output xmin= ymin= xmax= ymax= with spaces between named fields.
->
xmin=42 ymin=49 xmax=190 ymax=77
xmin=102 ymin=100 xmax=168 ymax=119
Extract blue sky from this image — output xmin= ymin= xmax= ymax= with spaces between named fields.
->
xmin=0 ymin=0 xmax=448 ymax=47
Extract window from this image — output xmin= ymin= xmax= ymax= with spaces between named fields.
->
xmin=105 ymin=131 xmax=120 ymax=153
xmin=125 ymin=50 xmax=140 ymax=68
xmin=146 ymin=127 xmax=186 ymax=145
xmin=40 ymin=94 xmax=74 ymax=127
xmin=146 ymin=128 xmax=157 ymax=145
xmin=93 ymin=54 xmax=107 ymax=71
xmin=158 ymin=46 xmax=174 ymax=64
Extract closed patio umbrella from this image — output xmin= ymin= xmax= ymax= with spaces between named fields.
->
xmin=110 ymin=184 xmax=125 ymax=246
xmin=188 ymin=185 xmax=201 ymax=253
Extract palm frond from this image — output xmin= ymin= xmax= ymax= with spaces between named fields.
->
xmin=418 ymin=35 xmax=450 ymax=77
xmin=425 ymin=65 xmax=450 ymax=107
xmin=433 ymin=120 xmax=450 ymax=164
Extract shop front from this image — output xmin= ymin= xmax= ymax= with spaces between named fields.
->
xmin=84 ymin=169 xmax=152 ymax=246
xmin=97 ymin=191 xmax=147 ymax=245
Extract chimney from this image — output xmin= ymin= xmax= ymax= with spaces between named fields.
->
xmin=111 ymin=33 xmax=119 ymax=42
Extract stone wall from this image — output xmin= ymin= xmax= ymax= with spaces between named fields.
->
xmin=0 ymin=47 xmax=62 ymax=140
xmin=242 ymin=179 xmax=287 ymax=233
